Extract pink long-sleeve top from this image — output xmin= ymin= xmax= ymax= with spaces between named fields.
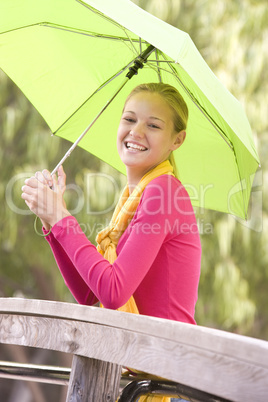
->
xmin=45 ymin=175 xmax=201 ymax=324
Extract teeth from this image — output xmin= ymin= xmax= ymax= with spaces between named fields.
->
xmin=126 ymin=142 xmax=147 ymax=151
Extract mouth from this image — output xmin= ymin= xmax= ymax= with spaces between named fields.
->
xmin=125 ymin=141 xmax=148 ymax=151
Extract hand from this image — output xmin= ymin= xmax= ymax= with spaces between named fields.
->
xmin=40 ymin=166 xmax=67 ymax=228
xmin=21 ymin=165 xmax=70 ymax=229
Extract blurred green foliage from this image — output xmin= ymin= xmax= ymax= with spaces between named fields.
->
xmin=0 ymin=0 xmax=267 ymax=341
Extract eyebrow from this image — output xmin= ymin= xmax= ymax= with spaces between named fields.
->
xmin=123 ymin=110 xmax=135 ymax=114
xmin=123 ymin=110 xmax=166 ymax=124
xmin=149 ymin=116 xmax=165 ymax=123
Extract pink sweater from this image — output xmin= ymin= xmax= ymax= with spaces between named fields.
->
xmin=45 ymin=175 xmax=201 ymax=324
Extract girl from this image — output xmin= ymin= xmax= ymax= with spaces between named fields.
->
xmin=22 ymin=83 xmax=201 ymax=401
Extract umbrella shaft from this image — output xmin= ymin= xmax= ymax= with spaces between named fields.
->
xmin=51 ymin=78 xmax=129 ymax=175
xmin=51 ymin=44 xmax=156 ymax=175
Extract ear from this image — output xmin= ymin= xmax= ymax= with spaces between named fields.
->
xmin=170 ymin=130 xmax=186 ymax=151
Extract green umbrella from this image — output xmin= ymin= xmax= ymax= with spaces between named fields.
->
xmin=0 ymin=0 xmax=259 ymax=219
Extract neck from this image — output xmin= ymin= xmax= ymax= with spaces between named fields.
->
xmin=126 ymin=160 xmax=171 ymax=194
xmin=126 ymin=168 xmax=143 ymax=194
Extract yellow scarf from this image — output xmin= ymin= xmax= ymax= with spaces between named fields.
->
xmin=96 ymin=160 xmax=174 ymax=402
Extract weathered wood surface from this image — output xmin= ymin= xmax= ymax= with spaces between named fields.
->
xmin=0 ymin=297 xmax=268 ymax=402
xmin=66 ymin=356 xmax=121 ymax=402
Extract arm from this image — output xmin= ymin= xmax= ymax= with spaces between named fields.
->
xmin=50 ymin=177 xmax=182 ymax=309
xmin=45 ymin=230 xmax=98 ymax=305
xmin=22 ymin=166 xmax=97 ymax=305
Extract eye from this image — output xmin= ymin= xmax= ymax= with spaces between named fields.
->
xmin=149 ymin=124 xmax=161 ymax=129
xmin=123 ymin=117 xmax=136 ymax=123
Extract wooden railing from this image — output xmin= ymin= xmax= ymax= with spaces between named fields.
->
xmin=0 ymin=297 xmax=268 ymax=401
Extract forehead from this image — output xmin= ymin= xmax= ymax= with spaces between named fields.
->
xmin=124 ymin=92 xmax=173 ymax=118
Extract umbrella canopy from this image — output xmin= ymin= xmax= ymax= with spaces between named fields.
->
xmin=0 ymin=0 xmax=259 ymax=219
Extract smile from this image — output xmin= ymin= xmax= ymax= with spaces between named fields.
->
xmin=125 ymin=142 xmax=148 ymax=151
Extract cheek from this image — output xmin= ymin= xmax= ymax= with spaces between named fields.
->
xmin=148 ymin=137 xmax=163 ymax=149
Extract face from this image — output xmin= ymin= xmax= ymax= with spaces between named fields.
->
xmin=117 ymin=91 xmax=185 ymax=181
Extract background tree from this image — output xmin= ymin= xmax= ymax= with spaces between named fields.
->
xmin=0 ymin=0 xmax=267 ymax=400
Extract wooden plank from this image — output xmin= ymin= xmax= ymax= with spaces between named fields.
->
xmin=0 ymin=298 xmax=267 ymax=369
xmin=66 ymin=356 xmax=121 ymax=402
xmin=0 ymin=313 xmax=267 ymax=402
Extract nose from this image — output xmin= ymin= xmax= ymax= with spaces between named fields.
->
xmin=130 ymin=122 xmax=145 ymax=139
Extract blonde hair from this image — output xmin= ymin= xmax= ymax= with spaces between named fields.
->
xmin=124 ymin=83 xmax=188 ymax=178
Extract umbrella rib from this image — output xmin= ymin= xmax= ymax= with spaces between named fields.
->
xmin=43 ymin=22 xmax=147 ymax=59
xmin=53 ymin=59 xmax=137 ymax=135
xmin=154 ymin=49 xmax=162 ymax=83
xmin=147 ymin=59 xmax=176 ymax=63
xmin=146 ymin=62 xmax=175 ymax=74
xmin=0 ymin=22 xmax=145 ymax=45
xmin=139 ymin=38 xmax=142 ymax=54
xmin=40 ymin=23 xmax=142 ymax=43
xmin=51 ymin=77 xmax=130 ymax=175
xmin=54 ymin=44 xmax=155 ymax=134
xmin=233 ymin=149 xmax=248 ymax=220
xmin=146 ymin=53 xmax=234 ymax=150
xmin=75 ymin=0 xmax=137 ymax=35
xmin=122 ymin=28 xmax=139 ymax=56
xmin=163 ymin=60 xmax=234 ymax=150
xmin=75 ymin=0 xmax=152 ymax=59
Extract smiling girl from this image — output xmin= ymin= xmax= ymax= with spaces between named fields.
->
xmin=117 ymin=88 xmax=186 ymax=190
xmin=22 ymin=83 xmax=201 ymax=401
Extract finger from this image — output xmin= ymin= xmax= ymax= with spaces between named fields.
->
xmin=24 ymin=176 xmax=39 ymax=188
xmin=24 ymin=176 xmax=48 ymax=193
xmin=21 ymin=191 xmax=30 ymax=201
xmin=57 ymin=165 xmax=66 ymax=192
xmin=21 ymin=192 xmax=38 ymax=215
xmin=21 ymin=190 xmax=35 ymax=203
xmin=21 ymin=184 xmax=35 ymax=195
xmin=52 ymin=172 xmax=59 ymax=192
xmin=35 ymin=171 xmax=48 ymax=185
xmin=42 ymin=169 xmax=53 ymax=188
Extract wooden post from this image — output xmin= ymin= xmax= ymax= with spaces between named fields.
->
xmin=66 ymin=355 xmax=122 ymax=402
